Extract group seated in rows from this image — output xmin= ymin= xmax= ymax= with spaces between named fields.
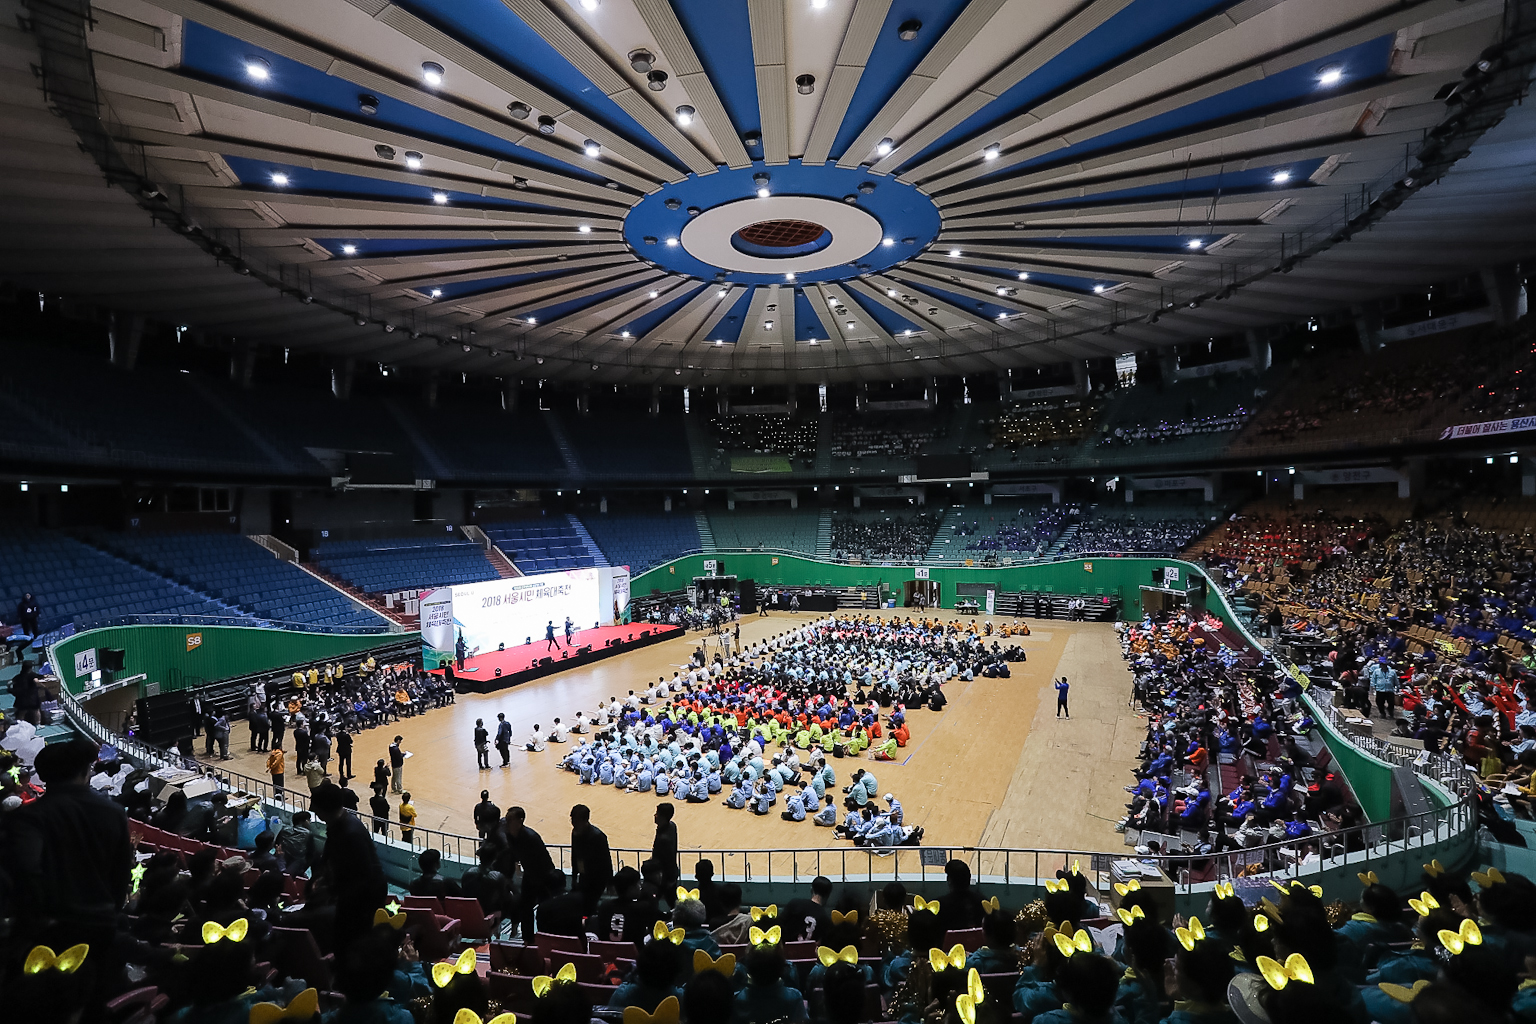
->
xmin=829 ymin=513 xmax=941 ymax=562
xmin=1096 ymin=406 xmax=1251 ymax=446
xmin=1063 ymin=516 xmax=1209 ymax=556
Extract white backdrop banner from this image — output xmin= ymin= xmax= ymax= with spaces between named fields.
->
xmin=420 ymin=568 xmax=606 ymax=666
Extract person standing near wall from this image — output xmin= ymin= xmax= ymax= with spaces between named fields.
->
xmin=267 ymin=745 xmax=285 ymax=798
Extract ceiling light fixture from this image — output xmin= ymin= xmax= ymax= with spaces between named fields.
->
xmin=508 ymin=101 xmax=531 ymax=119
xmin=784 ymin=272 xmax=795 ymax=281
xmin=1018 ymin=271 xmax=1030 ymax=280
xmin=996 ymin=286 xmax=1006 ymax=295
xmin=753 ymin=172 xmax=771 ymax=198
xmin=716 ymin=289 xmax=727 ymax=297
xmin=796 ymin=74 xmax=816 ymax=95
xmin=537 ymin=115 xmax=557 ymax=135
xmin=948 ymin=249 xmax=961 ymax=258
xmin=887 ymin=289 xmax=897 ymax=297
xmin=903 ymin=329 xmax=912 ymax=336
xmin=578 ymin=224 xmax=592 ymax=233
xmin=983 ymin=143 xmax=1001 ymax=160
xmin=648 ymin=290 xmax=659 ymax=298
xmin=845 ymin=320 xmax=856 ymax=329
xmin=764 ymin=320 xmax=775 ymax=329
xmin=1187 ymin=238 xmax=1204 ymax=249
xmin=1093 ymin=284 xmax=1105 ymax=293
xmin=580 ymin=0 xmax=598 ymax=9
xmin=715 ymin=339 xmax=723 ymax=346
xmin=430 ymin=288 xmax=442 ymax=297
xmin=432 ymin=192 xmax=448 ymax=204
xmin=621 ymin=331 xmax=631 ymax=338
xmin=421 ymin=62 xmax=444 ymax=86
xmin=882 ymin=237 xmax=894 ymax=247
xmin=811 ymin=0 xmax=827 ymax=8
xmin=666 ymin=237 xmax=679 ymax=246
xmin=1272 ymin=169 xmax=1292 ymax=184
xmin=527 ymin=317 xmax=537 ymax=324
xmin=404 ymin=151 xmax=423 ymax=170
xmin=1317 ymin=64 xmax=1343 ymax=86
xmin=341 ymin=244 xmax=357 ymax=255
xmin=675 ymin=104 xmax=695 ymax=126
xmin=647 ymin=70 xmax=668 ymax=91
xmin=270 ymin=172 xmax=288 ymax=186
xmin=583 ymin=139 xmax=601 ymax=157
xmin=245 ymin=57 xmax=270 ymax=81
xmin=876 ymin=138 xmax=894 ymax=156
xmin=358 ymin=94 xmax=379 ymax=115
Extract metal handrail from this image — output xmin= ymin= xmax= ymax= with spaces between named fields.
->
xmin=64 ymin=612 xmax=397 ymax=635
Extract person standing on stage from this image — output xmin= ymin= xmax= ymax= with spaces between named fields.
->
xmin=474 ymin=717 xmax=491 ymax=770
xmin=564 ymin=616 xmax=575 ymax=646
xmin=455 ymin=629 xmax=467 ymax=671
xmin=545 ymin=620 xmax=562 ymax=651
xmin=570 ymin=803 xmax=612 ymax=912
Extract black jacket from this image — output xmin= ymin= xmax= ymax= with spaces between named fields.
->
xmin=4 ymin=782 xmax=131 ymax=931
xmin=571 ymin=823 xmax=613 ymax=899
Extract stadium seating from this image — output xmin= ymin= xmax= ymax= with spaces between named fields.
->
xmin=707 ymin=509 xmax=820 ymax=554
xmin=85 ymin=532 xmax=386 ymax=629
xmin=310 ymin=536 xmax=498 ymax=593
xmin=579 ymin=513 xmax=701 ymax=573
xmin=484 ymin=518 xmax=603 ymax=573
xmin=0 ymin=528 xmax=242 ymax=637
xmin=828 ymin=509 xmax=940 ymax=562
xmin=561 ymin=413 xmax=693 ymax=478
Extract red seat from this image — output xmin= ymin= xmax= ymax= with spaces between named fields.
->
xmin=783 ymin=940 xmax=816 ymax=961
xmin=945 ymin=928 xmax=985 ymax=952
xmin=488 ymin=942 xmax=542 ymax=975
xmin=588 ymin=938 xmax=639 ymax=963
xmin=577 ymin=981 xmax=618 ymax=1004
xmin=444 ymin=896 xmax=501 ymax=942
xmin=405 ymin=908 xmax=462 ymax=962
xmin=403 ymin=894 xmax=444 ymax=914
xmin=270 ymin=927 xmax=334 ymax=990
xmin=535 ymin=932 xmax=585 ymax=964
xmin=104 ymin=986 xmax=168 ymax=1024
xmin=545 ymin=950 xmax=604 ymax=983
xmin=486 ymin=972 xmax=535 ymax=1013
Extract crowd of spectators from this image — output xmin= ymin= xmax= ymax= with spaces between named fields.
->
xmin=1198 ymin=511 xmax=1384 ymax=570
xmin=983 ymin=397 xmax=1103 ymax=450
xmin=1097 ymin=407 xmax=1251 ymax=447
xmin=1063 ymin=516 xmax=1209 ymax=555
xmin=708 ymin=415 xmax=818 ymax=461
xmin=830 ymin=513 xmax=941 ymax=562
xmin=828 ymin=413 xmax=941 ymax=460
xmin=958 ymin=506 xmax=1073 ymax=557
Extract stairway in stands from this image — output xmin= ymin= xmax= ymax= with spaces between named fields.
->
xmin=681 ymin=413 xmax=715 ymax=478
xmin=565 ymin=514 xmax=610 ymax=567
xmin=300 ymin=563 xmax=414 ymax=628
xmin=925 ymin=508 xmax=963 ymax=562
xmin=695 ymin=512 xmax=715 ymax=551
xmin=813 ymin=412 xmax=833 ymax=476
xmin=463 ymin=525 xmax=521 ymax=578
xmin=815 ymin=510 xmax=832 ymax=559
xmin=543 ymin=411 xmax=584 ymax=479
xmin=1045 ymin=524 xmax=1079 ymax=558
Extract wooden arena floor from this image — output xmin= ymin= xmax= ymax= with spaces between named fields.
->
xmin=202 ymin=611 xmax=1140 ymax=863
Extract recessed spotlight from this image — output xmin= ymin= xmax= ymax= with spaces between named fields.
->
xmin=796 ymin=74 xmax=816 ymax=95
xmin=580 ymin=0 xmax=597 ymax=9
xmin=744 ymin=131 xmax=762 ymax=148
xmin=341 ymin=244 xmax=357 ymax=255
xmin=1018 ymin=272 xmax=1030 ymax=280
xmin=358 ymin=93 xmax=379 ymax=115
xmin=764 ymin=320 xmax=775 ymax=329
xmin=753 ymin=172 xmax=771 ymax=198
xmin=578 ymin=224 xmax=592 ymax=233
xmin=997 ymin=312 xmax=1007 ymax=320
xmin=995 ymin=286 xmax=1006 ymax=295
xmin=983 ymin=143 xmax=1001 ymax=160
xmin=1093 ymin=284 xmax=1105 ymax=293
xmin=621 ymin=330 xmax=631 ymax=338
xmin=1317 ymin=65 xmax=1343 ymax=86
xmin=374 ymin=144 xmax=396 ymax=161
xmin=1272 ymin=170 xmax=1292 ymax=184
xmin=508 ymin=101 xmax=531 ymax=119
xmin=903 ymin=329 xmax=913 ymax=336
xmin=583 ymin=139 xmax=601 ymax=157
xmin=430 ymin=288 xmax=442 ymax=297
xmin=404 ymin=151 xmax=423 ymax=170
xmin=245 ymin=57 xmax=270 ymax=81
xmin=811 ymin=0 xmax=827 ymax=8
xmin=647 ymin=70 xmax=668 ymax=91
xmin=845 ymin=320 xmax=856 ymax=328
xmin=648 ymin=290 xmax=659 ymax=298
xmin=675 ymin=105 xmax=695 ymax=126
xmin=882 ymin=237 xmax=894 ymax=247
xmin=898 ymin=19 xmax=921 ymax=40
xmin=527 ymin=317 xmax=537 ymax=324
xmin=270 ymin=172 xmax=289 ymax=186
xmin=716 ymin=289 xmax=727 ymax=297
xmin=876 ymin=138 xmax=894 ymax=156
xmin=432 ymin=192 xmax=448 ymax=204
xmin=948 ymin=249 xmax=961 ymax=258
xmin=784 ymin=272 xmax=795 ymax=281
xmin=537 ymin=115 xmax=557 ymax=135
xmin=421 ymin=62 xmax=444 ymax=87
xmin=715 ymin=339 xmax=723 ymax=346
xmin=887 ymin=289 xmax=897 ymax=297
xmin=1187 ymin=238 xmax=1204 ymax=249
xmin=666 ymin=237 xmax=679 ymax=246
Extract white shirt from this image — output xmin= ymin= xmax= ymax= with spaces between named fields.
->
xmin=550 ymin=722 xmax=568 ymax=742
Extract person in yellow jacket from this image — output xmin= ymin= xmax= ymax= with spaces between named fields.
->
xmin=398 ymin=792 xmax=417 ymax=844
xmin=267 ymin=745 xmax=286 ymax=798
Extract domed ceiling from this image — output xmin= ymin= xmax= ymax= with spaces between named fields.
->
xmin=6 ymin=0 xmax=1534 ymax=382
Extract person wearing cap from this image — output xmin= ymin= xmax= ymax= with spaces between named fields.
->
xmin=1366 ymin=656 xmax=1398 ymax=719
xmin=884 ymin=793 xmax=902 ymax=826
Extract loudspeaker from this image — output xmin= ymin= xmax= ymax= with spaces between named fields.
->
xmin=1191 ymin=575 xmax=1207 ymax=598
xmin=577 ymin=645 xmax=592 ymax=655
xmin=538 ymin=657 xmax=553 ymax=667
xmin=100 ymin=648 xmax=127 ymax=671
xmin=494 ymin=667 xmax=502 ymax=677
xmin=739 ymin=579 xmax=758 ymax=614
xmin=1151 ymin=567 xmax=1165 ymax=584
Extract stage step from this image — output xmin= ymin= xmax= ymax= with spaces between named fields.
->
xmin=695 ymin=512 xmax=715 ymax=551
xmin=815 ymin=510 xmax=832 ymax=559
xmin=565 ymin=514 xmax=610 ymax=567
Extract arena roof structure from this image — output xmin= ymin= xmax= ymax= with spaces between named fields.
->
xmin=2 ymin=0 xmax=1534 ymax=383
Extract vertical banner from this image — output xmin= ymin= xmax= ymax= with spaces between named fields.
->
xmin=419 ymin=587 xmax=456 ymax=669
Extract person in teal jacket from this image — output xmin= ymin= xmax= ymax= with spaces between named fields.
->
xmin=1334 ymin=880 xmax=1411 ymax=983
xmin=967 ymin=909 xmax=1023 ymax=975
xmin=1014 ymin=930 xmax=1070 ymax=1022
xmin=1032 ymin=950 xmax=1125 ymax=1024
xmin=1156 ymin=918 xmax=1237 ymax=1024
xmin=1115 ymin=914 xmax=1174 ymax=1024
xmin=608 ymin=937 xmax=685 ymax=1015
xmin=733 ymin=943 xmax=807 ymax=1023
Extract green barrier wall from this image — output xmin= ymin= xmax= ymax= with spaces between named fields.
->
xmin=1309 ymin=707 xmax=1396 ymax=822
xmin=50 ymin=625 xmax=418 ymax=696
xmin=633 ymin=553 xmax=1209 ymax=621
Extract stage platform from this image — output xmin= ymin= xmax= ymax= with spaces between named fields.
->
xmin=429 ymin=623 xmax=685 ymax=693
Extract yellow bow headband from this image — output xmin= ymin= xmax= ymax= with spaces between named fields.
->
xmin=818 ymin=945 xmax=859 ymax=968
xmin=1045 ymin=879 xmax=1070 ymax=894
xmin=23 ymin=944 xmax=88 ymax=975
xmin=693 ymin=950 xmax=735 ymax=977
xmin=1357 ymin=871 xmax=1380 ymax=887
xmin=1214 ymin=881 xmax=1236 ymax=900
xmin=1252 ymin=913 xmax=1270 ymax=933
xmin=981 ymin=896 xmax=1000 ymax=914
xmin=1176 ymin=917 xmax=1207 ymax=952
xmin=451 ymin=1013 xmax=516 ymax=1024
xmin=1471 ymin=867 xmax=1506 ymax=889
xmin=1052 ymin=930 xmax=1093 ymax=958
xmin=1256 ymin=953 xmax=1314 ymax=991
xmin=623 ymin=997 xmax=680 ymax=1024
xmin=929 ymin=943 xmax=966 ymax=971
xmin=1114 ymin=880 xmax=1142 ymax=897
xmin=1269 ymin=880 xmax=1322 ymax=899
xmin=532 ymin=962 xmax=577 ymax=998
xmin=202 ymin=919 xmax=250 ymax=945
xmin=676 ymin=887 xmax=700 ymax=902
xmin=1378 ymin=980 xmax=1431 ymax=1005
xmin=1115 ymin=906 xmax=1145 ymax=927
xmin=914 ymin=896 xmax=941 ymax=914
xmin=750 ymin=904 xmax=778 ymax=921
xmin=1423 ymin=859 xmax=1446 ymax=878
xmin=249 ymin=988 xmax=319 ymax=1024
xmin=1070 ymin=859 xmax=1082 ymax=876
xmin=1408 ymin=892 xmax=1441 ymax=918
xmin=1438 ymin=918 xmax=1483 ymax=956
xmin=432 ymin=948 xmax=478 ymax=988
xmin=373 ymin=908 xmax=406 ymax=929
xmin=830 ymin=909 xmax=859 ymax=926
xmin=956 ymin=967 xmax=986 ymax=1024
xmin=749 ymin=925 xmax=782 ymax=946
xmin=652 ymin=921 xmax=685 ymax=945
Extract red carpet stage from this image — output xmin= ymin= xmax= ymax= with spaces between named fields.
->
xmin=429 ymin=623 xmax=685 ymax=693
